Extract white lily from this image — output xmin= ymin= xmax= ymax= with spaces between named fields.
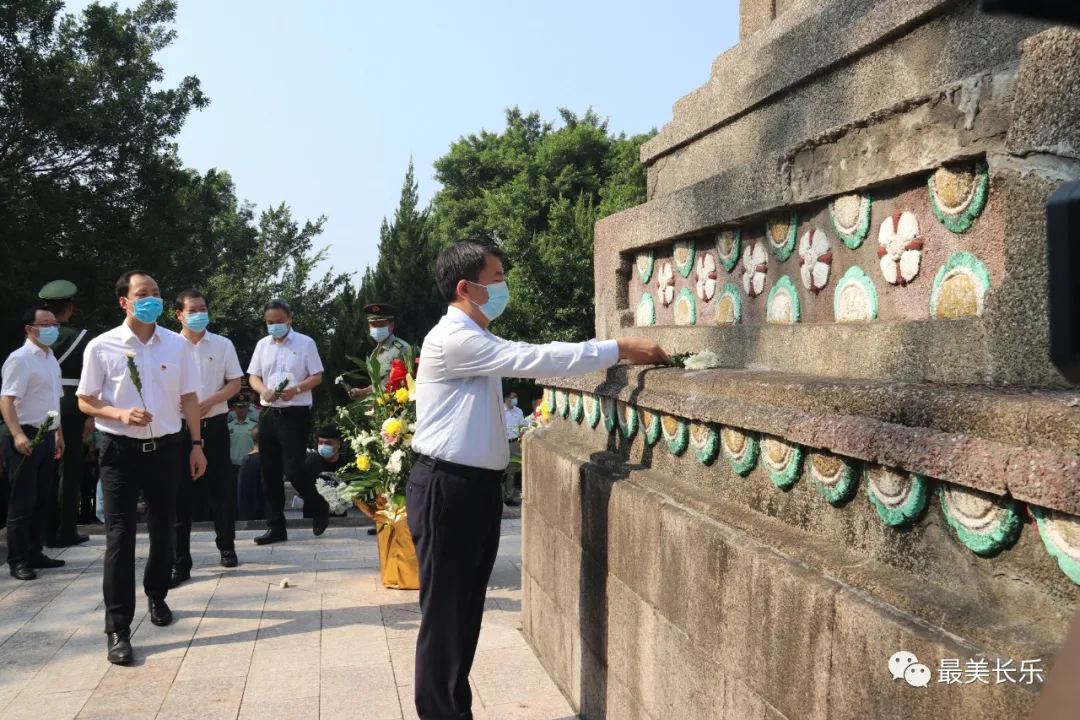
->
xmin=684 ymin=350 xmax=721 ymax=370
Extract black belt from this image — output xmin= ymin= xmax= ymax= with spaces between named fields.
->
xmin=104 ymin=431 xmax=183 ymax=454
xmin=261 ymin=405 xmax=310 ymax=415
xmin=184 ymin=414 xmax=228 ymax=430
xmin=416 ymin=454 xmax=504 ymax=483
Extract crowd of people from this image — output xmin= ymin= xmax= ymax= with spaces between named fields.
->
xmin=1 ymin=240 xmax=670 ymax=720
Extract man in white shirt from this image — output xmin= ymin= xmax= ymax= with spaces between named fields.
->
xmin=247 ymin=298 xmax=328 ymax=545
xmin=502 ymin=390 xmax=526 ymax=441
xmin=170 ymin=289 xmax=244 ymax=587
xmin=77 ymin=271 xmax=207 ymax=666
xmin=1 ymin=306 xmax=66 ymax=581
xmin=408 ymin=239 xmax=670 ymax=720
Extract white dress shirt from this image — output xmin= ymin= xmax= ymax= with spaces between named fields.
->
xmin=246 ymin=330 xmax=324 ymax=408
xmin=504 ymin=406 xmax=526 ymax=440
xmin=1 ymin=340 xmax=62 ymax=429
xmin=182 ymin=331 xmax=243 ymax=418
xmin=412 ymin=307 xmax=619 ymax=470
xmin=77 ymin=323 xmax=200 ymax=438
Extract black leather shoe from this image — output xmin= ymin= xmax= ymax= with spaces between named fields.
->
xmin=313 ymin=508 xmax=329 ymax=537
xmin=29 ymin=554 xmax=66 ymax=569
xmin=253 ymin=528 xmax=287 ymax=545
xmin=220 ymin=550 xmax=238 ymax=568
xmin=107 ymin=632 xmax=133 ymax=665
xmin=168 ymin=565 xmax=190 ymax=589
xmin=366 ymin=527 xmax=377 ymax=536
xmin=52 ymin=533 xmax=90 ymax=548
xmin=148 ymin=598 xmax=173 ymax=627
xmin=9 ymin=563 xmax=36 ymax=581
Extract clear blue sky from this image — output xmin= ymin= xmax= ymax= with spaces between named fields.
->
xmin=69 ymin=0 xmax=740 ymax=282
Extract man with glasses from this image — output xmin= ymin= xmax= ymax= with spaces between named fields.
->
xmin=1 ymin=306 xmax=66 ymax=581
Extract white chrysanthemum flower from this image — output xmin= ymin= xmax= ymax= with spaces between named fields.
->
xmin=334 ymin=375 xmax=346 ymax=386
xmin=386 ymin=449 xmax=405 ymax=475
xmin=123 ymin=351 xmax=136 ymax=359
xmin=46 ymin=410 xmax=58 ymax=419
xmin=284 ymin=372 xmax=294 ymax=382
xmin=683 ymin=350 xmax=721 ymax=370
xmin=407 ymin=423 xmax=416 ymax=433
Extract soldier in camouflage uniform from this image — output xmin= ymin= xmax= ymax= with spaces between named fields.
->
xmin=349 ymin=303 xmax=411 ymax=399
xmin=39 ymin=280 xmax=91 ymax=547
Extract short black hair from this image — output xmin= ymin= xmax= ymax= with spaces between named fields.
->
xmin=435 ymin=239 xmax=506 ymax=303
xmin=317 ymin=425 xmax=341 ymax=440
xmin=115 ymin=270 xmax=153 ymax=299
xmin=265 ymin=298 xmax=292 ymax=315
xmin=22 ymin=305 xmax=51 ymax=329
xmin=504 ymin=390 xmax=517 ymax=399
xmin=175 ymin=289 xmax=207 ymax=312
xmin=250 ymin=426 xmax=260 ymax=445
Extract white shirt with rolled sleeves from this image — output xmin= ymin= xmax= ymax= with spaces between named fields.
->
xmin=76 ymin=323 xmax=200 ymax=439
xmin=1 ymin=340 xmax=62 ymax=429
xmin=183 ymin=331 xmax=243 ymax=418
xmin=246 ymin=330 xmax=323 ymax=408
xmin=411 ymin=307 xmax=620 ymax=471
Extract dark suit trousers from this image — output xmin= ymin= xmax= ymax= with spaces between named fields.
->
xmin=175 ymin=415 xmax=236 ymax=567
xmin=258 ymin=407 xmax=325 ymax=531
xmin=2 ymin=424 xmax=55 ymax=566
xmin=99 ymin=432 xmax=181 ymax=635
xmin=406 ymin=461 xmax=503 ymax=720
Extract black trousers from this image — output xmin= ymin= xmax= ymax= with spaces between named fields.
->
xmin=175 ymin=415 xmax=235 ymax=567
xmin=99 ymin=431 xmax=182 ymax=635
xmin=407 ymin=459 xmax=503 ymax=720
xmin=2 ymin=424 xmax=55 ymax=567
xmin=258 ymin=406 xmax=325 ymax=531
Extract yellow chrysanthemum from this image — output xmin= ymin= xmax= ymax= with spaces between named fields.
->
xmin=382 ymin=418 xmax=404 ymax=437
xmin=394 ymin=388 xmax=409 ymax=404
xmin=376 ymin=396 xmax=385 ymax=406
xmin=356 ymin=455 xmax=371 ymax=471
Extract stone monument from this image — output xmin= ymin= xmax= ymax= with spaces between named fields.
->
xmin=522 ymin=1 xmax=1080 ymax=718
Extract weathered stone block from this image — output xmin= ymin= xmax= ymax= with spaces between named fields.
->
xmin=740 ymin=0 xmax=775 ymax=40
xmin=1008 ymin=28 xmax=1080 ymax=159
xmin=607 ymin=481 xmax=665 ymax=607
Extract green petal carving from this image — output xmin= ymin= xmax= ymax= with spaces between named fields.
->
xmin=617 ymin=402 xmax=638 ymax=440
xmin=662 ymin=416 xmax=689 ymax=456
xmin=810 ymin=453 xmax=858 ymax=506
xmin=928 ymin=162 xmax=990 ymax=234
xmin=721 ymin=427 xmax=758 ymax=476
xmin=673 ymin=287 xmax=697 ymax=326
xmin=715 ymin=229 xmax=742 ymax=273
xmin=715 ymin=283 xmax=742 ymax=326
xmin=673 ymin=239 xmax=696 ymax=279
xmin=829 ymin=193 xmax=873 ymax=250
xmin=833 ymin=266 xmax=879 ymax=323
xmin=930 ymin=251 xmax=992 ymax=319
xmin=583 ymin=394 xmax=601 ymax=429
xmin=639 ymin=409 xmax=661 ymax=446
xmin=636 ymin=249 xmax=655 ymax=284
xmin=766 ymin=275 xmax=801 ymax=325
xmin=568 ymin=392 xmax=584 ymax=423
xmin=1032 ymin=507 xmax=1080 ymax=586
xmin=767 ymin=214 xmax=798 ymax=262
xmin=544 ymin=389 xmax=556 ymax=415
xmin=865 ymin=466 xmax=930 ymax=527
xmin=555 ymin=390 xmax=569 ymax=418
xmin=601 ymin=396 xmax=617 ymax=433
xmin=938 ymin=484 xmax=1021 ymax=556
xmin=636 ymin=292 xmax=656 ymax=327
xmin=691 ymin=424 xmax=720 ymax=466
xmin=761 ymin=437 xmax=804 ymax=490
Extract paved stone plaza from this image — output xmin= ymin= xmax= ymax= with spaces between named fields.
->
xmin=0 ymin=520 xmax=576 ymax=720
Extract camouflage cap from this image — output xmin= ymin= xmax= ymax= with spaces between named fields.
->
xmin=38 ymin=280 xmax=77 ymax=300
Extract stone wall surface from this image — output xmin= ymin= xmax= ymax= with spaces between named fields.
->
xmin=522 ymin=1 xmax=1080 ymax=718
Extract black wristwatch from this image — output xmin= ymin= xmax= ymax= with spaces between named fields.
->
xmin=191 ymin=439 xmax=204 ymax=447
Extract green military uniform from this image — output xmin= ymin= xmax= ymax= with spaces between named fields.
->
xmin=40 ymin=280 xmax=92 ymax=546
xmin=364 ymin=303 xmax=410 ymax=383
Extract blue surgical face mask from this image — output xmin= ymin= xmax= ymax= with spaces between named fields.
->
xmin=267 ymin=323 xmax=289 ymax=339
xmin=131 ymin=296 xmax=163 ymax=324
xmin=370 ymin=327 xmax=390 ymax=343
xmin=469 ymin=281 xmax=510 ymax=321
xmin=317 ymin=444 xmax=335 ymax=459
xmin=184 ymin=312 xmax=210 ymax=332
xmin=510 ymin=398 xmax=518 ymax=407
xmin=36 ymin=326 xmax=59 ymax=347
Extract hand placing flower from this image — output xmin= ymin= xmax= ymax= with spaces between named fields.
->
xmin=273 ymin=372 xmax=294 ymax=398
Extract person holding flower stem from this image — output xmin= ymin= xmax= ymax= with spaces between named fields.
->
xmin=1 ymin=306 xmax=67 ymax=581
xmin=247 ymin=298 xmax=329 ymax=545
xmin=77 ymin=271 xmax=206 ymax=666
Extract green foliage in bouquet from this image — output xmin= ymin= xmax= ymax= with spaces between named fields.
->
xmin=334 ymin=346 xmax=419 ymax=523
